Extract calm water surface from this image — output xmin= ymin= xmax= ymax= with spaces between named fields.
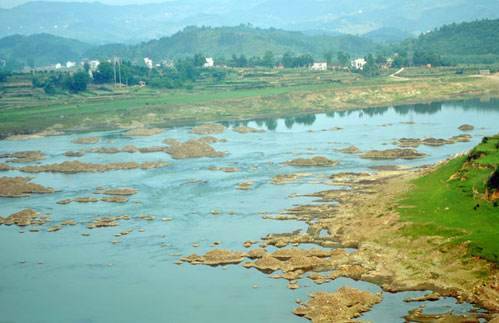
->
xmin=1 ymin=100 xmax=498 ymax=323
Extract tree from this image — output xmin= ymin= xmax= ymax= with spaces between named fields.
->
xmin=193 ymin=54 xmax=206 ymax=67
xmin=362 ymin=54 xmax=380 ymax=77
xmin=324 ymin=51 xmax=333 ymax=65
xmin=66 ymin=71 xmax=90 ymax=92
xmin=93 ymin=62 xmax=114 ymax=84
xmin=337 ymin=51 xmax=351 ymax=67
xmin=261 ymin=51 xmax=275 ymax=68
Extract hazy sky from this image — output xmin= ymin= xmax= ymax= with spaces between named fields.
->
xmin=0 ymin=0 xmax=174 ymax=8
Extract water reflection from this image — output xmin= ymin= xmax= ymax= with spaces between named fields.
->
xmin=223 ymin=99 xmax=499 ymax=130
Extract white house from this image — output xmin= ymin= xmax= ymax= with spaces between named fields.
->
xmin=88 ymin=60 xmax=100 ymax=72
xmin=311 ymin=62 xmax=327 ymax=71
xmin=55 ymin=63 xmax=62 ymax=69
xmin=352 ymin=58 xmax=367 ymax=70
xmin=66 ymin=61 xmax=76 ymax=69
xmin=204 ymin=57 xmax=214 ymax=68
xmin=144 ymin=57 xmax=153 ymax=69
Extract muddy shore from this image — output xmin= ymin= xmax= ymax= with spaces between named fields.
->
xmin=181 ymin=166 xmax=499 ymax=321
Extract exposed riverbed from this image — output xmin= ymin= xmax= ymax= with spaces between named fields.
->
xmin=1 ymin=100 xmax=498 ymax=323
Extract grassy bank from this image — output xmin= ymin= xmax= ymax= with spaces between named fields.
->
xmin=399 ymin=135 xmax=499 ymax=262
xmin=1 ymin=68 xmax=499 ymax=137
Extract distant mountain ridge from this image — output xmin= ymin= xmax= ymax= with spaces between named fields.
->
xmin=0 ymin=25 xmax=379 ymax=68
xmin=1 ymin=0 xmax=499 ymax=44
xmin=2 ymin=19 xmax=499 ymax=69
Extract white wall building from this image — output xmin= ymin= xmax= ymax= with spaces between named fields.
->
xmin=66 ymin=61 xmax=76 ymax=69
xmin=88 ymin=60 xmax=100 ymax=72
xmin=311 ymin=62 xmax=327 ymax=71
xmin=352 ymin=58 xmax=367 ymax=70
xmin=204 ymin=57 xmax=214 ymax=68
xmin=144 ymin=57 xmax=153 ymax=69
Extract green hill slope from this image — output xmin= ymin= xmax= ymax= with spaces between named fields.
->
xmin=0 ymin=33 xmax=90 ymax=68
xmin=399 ymin=135 xmax=499 ymax=262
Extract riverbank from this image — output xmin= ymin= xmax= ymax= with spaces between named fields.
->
xmin=180 ymin=139 xmax=499 ymax=320
xmin=1 ymin=70 xmax=499 ymax=138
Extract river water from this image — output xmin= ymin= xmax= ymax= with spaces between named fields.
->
xmin=1 ymin=100 xmax=498 ymax=323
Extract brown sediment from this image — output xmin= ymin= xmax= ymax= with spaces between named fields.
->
xmin=124 ymin=128 xmax=163 ymax=136
xmin=404 ymin=306 xmax=492 ymax=322
xmin=335 ymin=145 xmax=361 ymax=154
xmin=451 ymin=134 xmax=472 ymax=142
xmin=180 ymin=249 xmax=247 ymax=266
xmin=0 ymin=163 xmax=13 ymax=171
xmin=232 ymin=126 xmax=264 ymax=134
xmin=18 ymin=160 xmax=168 ymax=173
xmin=64 ymin=151 xmax=85 ymax=157
xmin=89 ymin=145 xmax=168 ymax=154
xmin=74 ymin=197 xmax=99 ymax=203
xmin=0 ymin=176 xmax=54 ymax=197
xmin=272 ymin=173 xmax=311 ymax=185
xmin=86 ymin=215 xmax=129 ymax=229
xmin=458 ymin=124 xmax=475 ymax=131
xmin=286 ymin=156 xmax=338 ymax=167
xmin=190 ymin=123 xmax=225 ymax=135
xmin=1 ymin=151 xmax=45 ymax=163
xmin=95 ymin=188 xmax=137 ymax=196
xmin=164 ymin=138 xmax=225 ymax=159
xmin=293 ymin=287 xmax=382 ymax=322
xmin=208 ymin=166 xmax=240 ymax=173
xmin=72 ymin=137 xmax=99 ymax=144
xmin=360 ymin=148 xmax=426 ymax=160
xmin=101 ymin=196 xmax=129 ymax=203
xmin=181 ymin=168 xmax=499 ymax=315
xmin=404 ymin=292 xmax=441 ymax=302
xmin=0 ymin=209 xmax=49 ymax=227
xmin=237 ymin=181 xmax=254 ymax=190
xmin=5 ymin=129 xmax=63 ymax=141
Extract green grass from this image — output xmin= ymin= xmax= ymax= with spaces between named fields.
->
xmin=399 ymin=135 xmax=499 ymax=262
xmin=1 ymin=67 xmax=499 ymax=137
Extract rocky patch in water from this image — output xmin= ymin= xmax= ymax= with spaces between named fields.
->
xmin=95 ymin=187 xmax=138 ymax=196
xmin=361 ymin=148 xmax=426 ymax=160
xmin=293 ymin=287 xmax=382 ymax=322
xmin=18 ymin=161 xmax=168 ymax=173
xmin=271 ymin=173 xmax=311 ymax=185
xmin=232 ymin=126 xmax=264 ymax=134
xmin=64 ymin=151 xmax=85 ymax=157
xmin=335 ymin=145 xmax=361 ymax=154
xmin=5 ymin=129 xmax=63 ymax=141
xmin=0 ymin=151 xmax=45 ymax=163
xmin=286 ymin=156 xmax=338 ymax=167
xmin=72 ymin=137 xmax=99 ymax=144
xmin=190 ymin=124 xmax=225 ymax=135
xmin=397 ymin=135 xmax=472 ymax=148
xmin=86 ymin=215 xmax=130 ymax=229
xmin=124 ymin=128 xmax=163 ymax=136
xmin=208 ymin=166 xmax=240 ymax=173
xmin=0 ymin=176 xmax=54 ymax=197
xmin=458 ymin=124 xmax=474 ymax=131
xmin=180 ymin=249 xmax=247 ymax=266
xmin=164 ymin=139 xmax=225 ymax=159
xmin=404 ymin=306 xmax=492 ymax=322
xmin=237 ymin=181 xmax=254 ymax=190
xmin=88 ymin=145 xmax=169 ymax=154
xmin=0 ymin=163 xmax=13 ymax=171
xmin=0 ymin=209 xmax=49 ymax=227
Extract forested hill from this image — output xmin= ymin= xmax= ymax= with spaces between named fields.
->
xmin=416 ymin=19 xmax=499 ymax=62
xmin=0 ymin=33 xmax=91 ymax=68
xmin=86 ymin=25 xmax=378 ymax=62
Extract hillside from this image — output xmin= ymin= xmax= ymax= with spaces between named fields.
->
xmin=400 ymin=135 xmax=499 ymax=262
xmin=0 ymin=33 xmax=90 ymax=69
xmin=1 ymin=0 xmax=499 ymax=44
xmin=0 ymin=26 xmax=378 ymax=68
xmin=86 ymin=25 xmax=378 ymax=62
xmin=415 ymin=19 xmax=499 ymax=63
